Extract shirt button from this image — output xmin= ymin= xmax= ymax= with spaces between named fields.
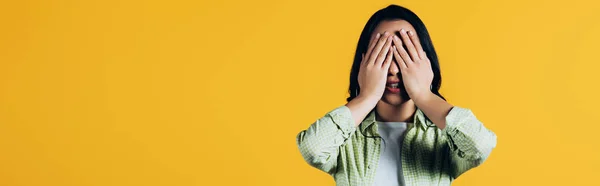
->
xmin=458 ymin=150 xmax=466 ymax=158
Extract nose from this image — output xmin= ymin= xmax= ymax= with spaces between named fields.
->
xmin=388 ymin=58 xmax=400 ymax=76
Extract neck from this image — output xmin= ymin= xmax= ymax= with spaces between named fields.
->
xmin=375 ymin=99 xmax=416 ymax=123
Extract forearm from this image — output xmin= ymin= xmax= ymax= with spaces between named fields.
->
xmin=296 ymin=105 xmax=357 ymax=174
xmin=412 ymin=92 xmax=497 ymax=176
xmin=412 ymin=92 xmax=453 ymax=129
xmin=345 ymin=95 xmax=379 ymax=127
xmin=442 ymin=106 xmax=498 ymax=177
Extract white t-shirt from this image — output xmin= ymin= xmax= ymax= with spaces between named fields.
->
xmin=372 ymin=121 xmax=411 ymax=186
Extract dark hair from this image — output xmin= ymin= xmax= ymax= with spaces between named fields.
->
xmin=346 ymin=4 xmax=446 ymax=102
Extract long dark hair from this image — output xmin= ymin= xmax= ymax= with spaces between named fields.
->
xmin=347 ymin=4 xmax=445 ymax=102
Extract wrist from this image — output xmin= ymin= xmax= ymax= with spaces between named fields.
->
xmin=411 ymin=91 xmax=434 ymax=105
xmin=355 ymin=94 xmax=380 ymax=107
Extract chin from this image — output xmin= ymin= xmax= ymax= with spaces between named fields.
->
xmin=382 ymin=92 xmax=410 ymax=106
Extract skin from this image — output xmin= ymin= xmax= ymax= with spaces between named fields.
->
xmin=345 ymin=20 xmax=454 ymax=129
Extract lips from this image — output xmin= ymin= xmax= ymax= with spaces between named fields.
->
xmin=386 ymin=86 xmax=401 ymax=93
xmin=386 ymin=79 xmax=400 ymax=86
xmin=386 ymin=79 xmax=402 ymax=93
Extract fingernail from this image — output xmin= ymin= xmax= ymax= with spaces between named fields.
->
xmin=401 ymin=29 xmax=406 ymax=34
xmin=384 ymin=32 xmax=389 ymax=36
xmin=409 ymin=30 xmax=414 ymax=36
xmin=394 ymin=35 xmax=400 ymax=40
xmin=376 ymin=33 xmax=381 ymax=38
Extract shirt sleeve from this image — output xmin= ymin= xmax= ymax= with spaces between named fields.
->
xmin=441 ymin=106 xmax=497 ymax=178
xmin=296 ymin=105 xmax=357 ymax=175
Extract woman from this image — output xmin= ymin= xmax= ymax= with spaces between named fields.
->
xmin=296 ymin=4 xmax=497 ymax=186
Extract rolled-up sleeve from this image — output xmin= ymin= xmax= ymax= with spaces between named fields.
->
xmin=442 ymin=106 xmax=497 ymax=178
xmin=296 ymin=105 xmax=356 ymax=174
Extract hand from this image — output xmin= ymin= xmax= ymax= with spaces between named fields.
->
xmin=391 ymin=29 xmax=434 ymax=101
xmin=357 ymin=31 xmax=394 ymax=102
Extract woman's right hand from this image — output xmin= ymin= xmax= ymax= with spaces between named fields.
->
xmin=345 ymin=32 xmax=394 ymax=126
xmin=357 ymin=31 xmax=394 ymax=101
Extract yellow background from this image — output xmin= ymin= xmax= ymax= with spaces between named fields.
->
xmin=1 ymin=0 xmax=599 ymax=185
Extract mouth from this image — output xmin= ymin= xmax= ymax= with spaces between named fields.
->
xmin=385 ymin=80 xmax=401 ymax=93
xmin=386 ymin=82 xmax=399 ymax=88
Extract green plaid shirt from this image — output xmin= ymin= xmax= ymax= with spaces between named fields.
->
xmin=296 ymin=105 xmax=497 ymax=186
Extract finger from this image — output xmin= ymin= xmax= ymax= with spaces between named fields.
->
xmin=400 ymin=29 xmax=419 ymax=62
xmin=392 ymin=45 xmax=408 ymax=69
xmin=383 ymin=46 xmax=394 ymax=69
xmin=408 ymin=30 xmax=426 ymax=59
xmin=392 ymin=33 xmax=404 ymax=56
xmin=365 ymin=33 xmax=381 ymax=60
xmin=375 ymin=35 xmax=393 ymax=65
xmin=368 ymin=32 xmax=390 ymax=64
xmin=360 ymin=53 xmax=366 ymax=66
xmin=422 ymin=53 xmax=433 ymax=68
xmin=393 ymin=31 xmax=410 ymax=63
xmin=395 ymin=40 xmax=413 ymax=65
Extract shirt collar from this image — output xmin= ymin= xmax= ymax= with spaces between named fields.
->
xmin=359 ymin=107 xmax=436 ymax=136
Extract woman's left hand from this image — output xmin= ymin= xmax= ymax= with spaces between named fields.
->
xmin=391 ymin=29 xmax=434 ymax=102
